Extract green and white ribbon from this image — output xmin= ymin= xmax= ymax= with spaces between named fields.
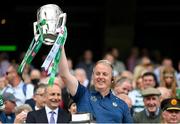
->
xmin=41 ymin=26 xmax=67 ymax=85
xmin=18 ymin=20 xmax=46 ymax=74
xmin=18 ymin=19 xmax=67 ymax=86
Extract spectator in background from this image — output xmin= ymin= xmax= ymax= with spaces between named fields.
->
xmin=133 ymin=56 xmax=153 ymax=83
xmin=157 ymin=86 xmax=172 ymax=102
xmin=29 ymin=69 xmax=41 ymax=88
xmin=68 ymin=99 xmax=77 ymax=115
xmin=142 ymin=71 xmax=158 ymax=89
xmin=120 ymin=70 xmax=134 ymax=88
xmin=2 ymin=93 xmax=17 ymax=123
xmin=67 ymin=57 xmax=74 ymax=75
xmin=113 ymin=76 xmax=133 ymax=95
xmin=74 ymin=68 xmax=89 ymax=88
xmin=103 ymin=52 xmax=118 ymax=76
xmin=120 ymin=70 xmax=133 ymax=81
xmin=126 ymin=46 xmax=139 ymax=72
xmin=0 ymin=53 xmax=10 ymax=77
xmin=133 ymin=87 xmax=161 ymax=123
xmin=5 ymin=64 xmax=34 ymax=106
xmin=154 ymin=57 xmax=174 ymax=84
xmin=21 ymin=64 xmax=32 ymax=84
xmin=25 ymin=83 xmax=47 ymax=111
xmin=33 ymin=84 xmax=46 ymax=110
xmin=0 ymin=76 xmax=13 ymax=95
xmin=160 ymin=66 xmax=177 ymax=97
xmin=161 ymin=98 xmax=180 ymax=123
xmin=14 ymin=104 xmax=32 ymax=124
xmin=128 ymin=76 xmax=144 ymax=114
xmin=129 ymin=72 xmax=158 ymax=114
xmin=108 ymin=47 xmax=126 ymax=75
xmin=76 ymin=49 xmax=94 ymax=82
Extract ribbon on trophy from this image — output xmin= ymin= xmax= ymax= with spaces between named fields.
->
xmin=41 ymin=26 xmax=67 ymax=85
xmin=18 ymin=20 xmax=46 ymax=73
xmin=18 ymin=4 xmax=67 ymax=86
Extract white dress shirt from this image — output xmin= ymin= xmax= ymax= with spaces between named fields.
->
xmin=45 ymin=105 xmax=58 ymax=124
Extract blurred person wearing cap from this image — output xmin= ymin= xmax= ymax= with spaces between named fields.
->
xmin=161 ymin=98 xmax=180 ymax=123
xmin=133 ymin=87 xmax=161 ymax=123
xmin=3 ymin=92 xmax=17 ymax=123
xmin=129 ymin=71 xmax=158 ymax=115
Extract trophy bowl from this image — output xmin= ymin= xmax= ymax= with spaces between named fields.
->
xmin=34 ymin=4 xmax=66 ymax=45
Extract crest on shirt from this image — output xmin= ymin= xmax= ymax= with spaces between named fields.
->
xmin=90 ymin=96 xmax=97 ymax=102
xmin=112 ymin=102 xmax=118 ymax=107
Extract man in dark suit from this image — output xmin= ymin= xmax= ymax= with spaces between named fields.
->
xmin=26 ymin=82 xmax=71 ymax=123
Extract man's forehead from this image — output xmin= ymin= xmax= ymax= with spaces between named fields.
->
xmin=47 ymin=85 xmax=61 ymax=92
xmin=37 ymin=87 xmax=45 ymax=92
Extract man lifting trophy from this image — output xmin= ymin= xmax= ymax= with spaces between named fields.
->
xmin=18 ymin=4 xmax=67 ymax=85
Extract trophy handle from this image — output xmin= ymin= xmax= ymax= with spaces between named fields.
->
xmin=33 ymin=22 xmax=39 ymax=41
xmin=58 ymin=13 xmax=67 ymax=27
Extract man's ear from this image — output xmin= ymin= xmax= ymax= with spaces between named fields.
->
xmin=111 ymin=76 xmax=114 ymax=83
xmin=111 ymin=77 xmax=115 ymax=88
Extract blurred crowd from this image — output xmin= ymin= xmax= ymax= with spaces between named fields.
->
xmin=0 ymin=46 xmax=180 ymax=123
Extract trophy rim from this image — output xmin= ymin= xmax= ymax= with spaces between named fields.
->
xmin=37 ymin=4 xmax=63 ymax=13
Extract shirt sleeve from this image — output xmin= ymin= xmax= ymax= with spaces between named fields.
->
xmin=72 ymin=82 xmax=87 ymax=103
xmin=26 ymin=84 xmax=34 ymax=100
xmin=123 ymin=103 xmax=133 ymax=123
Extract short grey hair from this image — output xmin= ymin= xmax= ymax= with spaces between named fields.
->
xmin=115 ymin=77 xmax=132 ymax=86
xmin=14 ymin=104 xmax=32 ymax=115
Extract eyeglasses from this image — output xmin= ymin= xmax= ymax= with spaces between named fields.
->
xmin=36 ymin=93 xmax=44 ymax=97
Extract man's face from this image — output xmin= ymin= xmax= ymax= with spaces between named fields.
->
xmin=143 ymin=95 xmax=160 ymax=113
xmin=143 ymin=75 xmax=155 ymax=89
xmin=68 ymin=103 xmax=77 ymax=114
xmin=5 ymin=66 xmax=16 ymax=84
xmin=4 ymin=100 xmax=16 ymax=114
xmin=93 ymin=63 xmax=112 ymax=93
xmin=34 ymin=87 xmax=46 ymax=109
xmin=45 ymin=84 xmax=61 ymax=110
xmin=114 ymin=81 xmax=132 ymax=95
xmin=162 ymin=110 xmax=180 ymax=123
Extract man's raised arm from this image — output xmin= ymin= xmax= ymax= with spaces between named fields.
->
xmin=59 ymin=46 xmax=78 ymax=96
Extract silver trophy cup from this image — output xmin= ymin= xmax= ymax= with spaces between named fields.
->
xmin=33 ymin=4 xmax=66 ymax=45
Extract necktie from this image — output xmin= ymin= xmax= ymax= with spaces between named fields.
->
xmin=50 ymin=111 xmax=55 ymax=124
